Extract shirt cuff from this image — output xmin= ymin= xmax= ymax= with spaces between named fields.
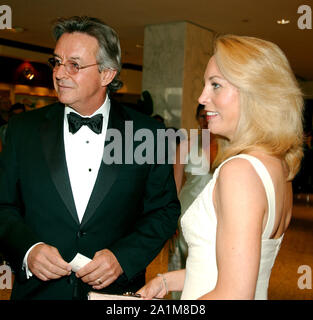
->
xmin=22 ymin=242 xmax=44 ymax=279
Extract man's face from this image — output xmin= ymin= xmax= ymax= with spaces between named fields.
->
xmin=53 ymin=32 xmax=113 ymax=115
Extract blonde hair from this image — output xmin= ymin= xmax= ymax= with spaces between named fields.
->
xmin=212 ymin=34 xmax=304 ymax=181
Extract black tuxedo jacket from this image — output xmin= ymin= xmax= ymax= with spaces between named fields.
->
xmin=0 ymin=100 xmax=180 ymax=300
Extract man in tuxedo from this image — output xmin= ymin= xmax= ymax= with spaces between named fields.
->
xmin=0 ymin=16 xmax=180 ymax=299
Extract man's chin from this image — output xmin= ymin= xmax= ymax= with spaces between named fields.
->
xmin=57 ymin=95 xmax=74 ymax=106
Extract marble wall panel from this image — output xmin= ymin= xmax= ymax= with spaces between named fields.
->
xmin=142 ymin=21 xmax=214 ymax=131
xmin=182 ymin=23 xmax=214 ymax=131
xmin=142 ymin=22 xmax=186 ymax=129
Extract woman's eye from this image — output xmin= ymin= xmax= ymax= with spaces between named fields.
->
xmin=212 ymin=82 xmax=221 ymax=89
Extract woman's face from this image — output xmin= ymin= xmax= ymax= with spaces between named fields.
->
xmin=198 ymin=56 xmax=240 ymax=141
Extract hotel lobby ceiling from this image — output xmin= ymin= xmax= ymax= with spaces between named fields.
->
xmin=1 ymin=0 xmax=313 ymax=80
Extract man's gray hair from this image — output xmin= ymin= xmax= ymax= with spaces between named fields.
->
xmin=52 ymin=16 xmax=123 ymax=92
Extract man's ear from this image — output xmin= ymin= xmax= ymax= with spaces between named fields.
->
xmin=101 ymin=69 xmax=117 ymax=87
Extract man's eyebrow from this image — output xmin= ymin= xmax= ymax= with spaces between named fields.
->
xmin=53 ymin=53 xmax=81 ymax=61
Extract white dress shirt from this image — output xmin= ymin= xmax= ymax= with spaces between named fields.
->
xmin=23 ymin=96 xmax=110 ymax=278
xmin=64 ymin=98 xmax=110 ymax=222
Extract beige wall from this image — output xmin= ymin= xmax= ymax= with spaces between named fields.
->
xmin=142 ymin=22 xmax=186 ymax=129
xmin=142 ymin=21 xmax=214 ymax=129
xmin=181 ymin=23 xmax=214 ymax=131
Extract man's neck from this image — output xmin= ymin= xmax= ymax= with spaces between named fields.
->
xmin=68 ymin=95 xmax=108 ymax=117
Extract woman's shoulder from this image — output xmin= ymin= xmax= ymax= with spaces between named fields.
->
xmin=218 ymin=155 xmax=262 ymax=184
xmin=218 ymin=152 xmax=283 ymax=176
xmin=217 ymin=152 xmax=285 ymax=199
xmin=216 ymin=153 xmax=278 ymax=196
xmin=214 ymin=155 xmax=268 ymax=222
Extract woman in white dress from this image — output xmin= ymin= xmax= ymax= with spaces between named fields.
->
xmin=168 ymin=105 xmax=217 ymax=299
xmin=169 ymin=105 xmax=217 ymax=271
xmin=137 ymin=34 xmax=303 ymax=300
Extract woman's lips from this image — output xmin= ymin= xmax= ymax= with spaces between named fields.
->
xmin=206 ymin=111 xmax=218 ymax=121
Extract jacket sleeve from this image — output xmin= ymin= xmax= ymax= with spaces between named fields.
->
xmin=0 ymin=119 xmax=40 ymax=276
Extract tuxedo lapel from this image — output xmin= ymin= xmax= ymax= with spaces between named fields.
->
xmin=80 ymin=100 xmax=127 ymax=227
xmin=40 ymin=103 xmax=79 ymax=225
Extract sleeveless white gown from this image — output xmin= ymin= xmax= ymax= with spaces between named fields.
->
xmin=180 ymin=154 xmax=284 ymax=300
xmin=175 ymin=141 xmax=212 ymax=267
xmin=169 ymin=140 xmax=212 ymax=271
xmin=168 ymin=140 xmax=213 ymax=299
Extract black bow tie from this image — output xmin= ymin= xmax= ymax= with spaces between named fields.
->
xmin=67 ymin=112 xmax=103 ymax=134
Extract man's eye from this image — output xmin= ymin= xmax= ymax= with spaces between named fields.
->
xmin=55 ymin=59 xmax=62 ymax=67
xmin=69 ymin=62 xmax=80 ymax=70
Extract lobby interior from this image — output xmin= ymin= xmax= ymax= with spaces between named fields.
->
xmin=0 ymin=0 xmax=313 ymax=300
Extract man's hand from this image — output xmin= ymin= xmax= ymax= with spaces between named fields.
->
xmin=75 ymin=249 xmax=123 ymax=290
xmin=27 ymin=243 xmax=72 ymax=281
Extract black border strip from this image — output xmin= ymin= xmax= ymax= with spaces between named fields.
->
xmin=0 ymin=37 xmax=54 ymax=54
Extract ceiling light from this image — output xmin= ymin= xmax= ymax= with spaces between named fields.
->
xmin=277 ymin=19 xmax=290 ymax=24
xmin=23 ymin=68 xmax=35 ymax=80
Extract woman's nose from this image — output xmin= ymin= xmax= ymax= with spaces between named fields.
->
xmin=198 ymin=87 xmax=211 ymax=106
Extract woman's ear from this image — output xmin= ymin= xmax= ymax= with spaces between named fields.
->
xmin=101 ymin=69 xmax=117 ymax=87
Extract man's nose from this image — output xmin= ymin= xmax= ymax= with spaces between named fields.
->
xmin=54 ymin=64 xmax=68 ymax=79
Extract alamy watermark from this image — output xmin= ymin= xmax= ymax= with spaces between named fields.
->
xmin=298 ymin=5 xmax=312 ymax=29
xmin=102 ymin=124 xmax=211 ymax=175
xmin=0 ymin=264 xmax=12 ymax=290
xmin=2 ymin=263 xmax=313 ymax=291
xmin=0 ymin=4 xmax=312 ymax=30
xmin=297 ymin=265 xmax=312 ymax=290
xmin=0 ymin=5 xmax=11 ymax=29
